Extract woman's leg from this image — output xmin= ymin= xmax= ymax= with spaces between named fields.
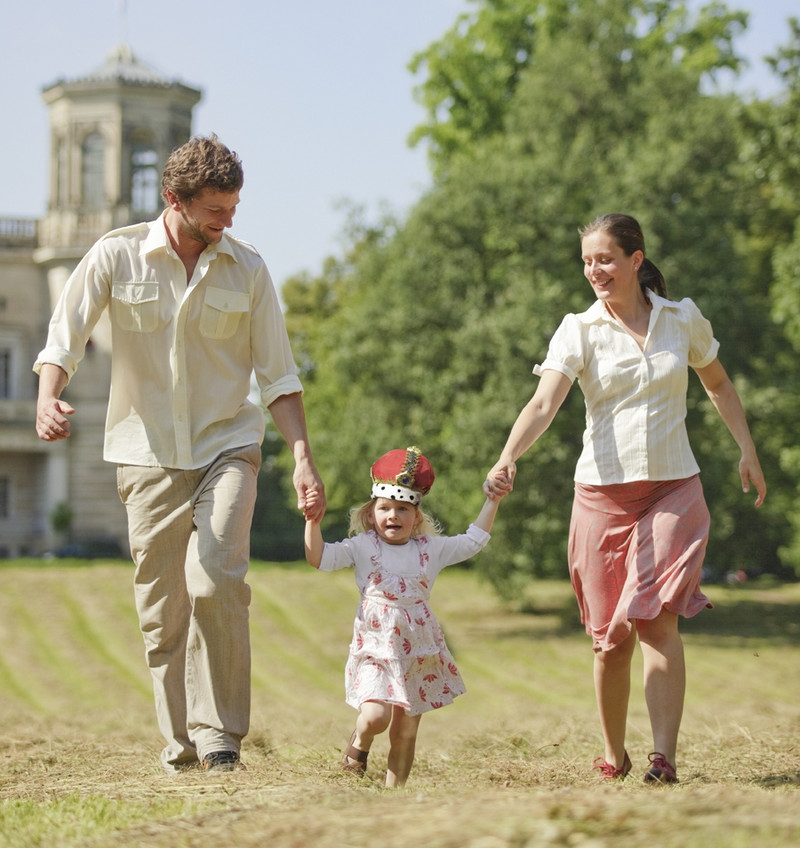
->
xmin=385 ymin=707 xmax=422 ymax=788
xmin=636 ymin=609 xmax=685 ymax=765
xmin=594 ymin=628 xmax=637 ymax=767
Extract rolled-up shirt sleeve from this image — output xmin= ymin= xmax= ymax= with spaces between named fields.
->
xmin=33 ymin=242 xmax=112 ymax=382
xmin=250 ymin=262 xmax=304 ymax=407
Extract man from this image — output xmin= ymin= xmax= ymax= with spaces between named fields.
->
xmin=35 ymin=134 xmax=326 ymax=773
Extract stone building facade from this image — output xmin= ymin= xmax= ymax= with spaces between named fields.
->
xmin=0 ymin=45 xmax=201 ymax=557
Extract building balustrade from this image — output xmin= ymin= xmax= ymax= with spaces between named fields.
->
xmin=0 ymin=217 xmax=38 ymax=247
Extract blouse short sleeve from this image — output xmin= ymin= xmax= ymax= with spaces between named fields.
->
xmin=682 ymin=298 xmax=720 ymax=369
xmin=534 ymin=313 xmax=584 ymax=382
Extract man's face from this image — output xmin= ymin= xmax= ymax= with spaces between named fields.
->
xmin=175 ymin=188 xmax=240 ymax=245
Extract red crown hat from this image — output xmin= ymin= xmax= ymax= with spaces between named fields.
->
xmin=370 ymin=446 xmax=435 ymax=505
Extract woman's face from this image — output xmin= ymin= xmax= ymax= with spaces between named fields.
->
xmin=370 ymin=498 xmax=419 ymax=545
xmin=581 ymin=231 xmax=643 ymax=305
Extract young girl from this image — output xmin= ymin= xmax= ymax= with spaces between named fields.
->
xmin=304 ymin=446 xmax=505 ymax=787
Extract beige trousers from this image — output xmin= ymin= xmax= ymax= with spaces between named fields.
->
xmin=117 ymin=443 xmax=261 ymax=771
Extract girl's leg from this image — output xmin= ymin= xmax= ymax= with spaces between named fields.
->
xmin=343 ymin=700 xmax=392 ymax=768
xmin=354 ymin=700 xmax=393 ymax=750
xmin=636 ymin=609 xmax=685 ymax=765
xmin=385 ymin=707 xmax=422 ymax=788
xmin=593 ymin=628 xmax=637 ymax=768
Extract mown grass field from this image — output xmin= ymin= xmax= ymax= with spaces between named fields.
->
xmin=0 ymin=559 xmax=798 ymax=847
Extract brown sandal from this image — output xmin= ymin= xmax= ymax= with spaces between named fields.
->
xmin=341 ymin=730 xmax=369 ymax=776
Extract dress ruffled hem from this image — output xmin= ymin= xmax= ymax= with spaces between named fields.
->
xmin=345 ymin=651 xmax=465 ymax=716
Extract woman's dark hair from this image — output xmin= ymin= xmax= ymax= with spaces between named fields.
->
xmin=579 ymin=213 xmax=668 ymax=298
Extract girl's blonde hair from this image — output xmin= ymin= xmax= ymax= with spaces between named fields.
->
xmin=348 ymin=499 xmax=442 ymax=538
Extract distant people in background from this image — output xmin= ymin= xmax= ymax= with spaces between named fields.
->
xmin=304 ymin=446 xmax=505 ymax=787
xmin=484 ymin=213 xmax=766 ymax=784
xmin=34 ymin=134 xmax=325 ymax=774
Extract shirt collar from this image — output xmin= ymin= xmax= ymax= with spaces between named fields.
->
xmin=576 ymin=290 xmax=675 ymax=325
xmin=140 ymin=211 xmax=170 ymax=256
xmin=140 ymin=212 xmax=238 ymax=263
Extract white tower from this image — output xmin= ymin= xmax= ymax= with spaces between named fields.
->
xmin=30 ymin=46 xmax=202 ymax=553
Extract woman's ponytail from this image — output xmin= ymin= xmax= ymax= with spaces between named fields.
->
xmin=639 ymin=257 xmax=668 ymax=298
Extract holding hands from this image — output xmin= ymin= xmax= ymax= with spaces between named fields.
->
xmin=484 ymin=461 xmax=515 ymax=501
xmin=302 ymin=485 xmax=325 ymax=523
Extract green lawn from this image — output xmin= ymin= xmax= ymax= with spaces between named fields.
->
xmin=0 ymin=561 xmax=798 ymax=847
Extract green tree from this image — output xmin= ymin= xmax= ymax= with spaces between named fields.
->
xmin=769 ymin=222 xmax=800 ymax=574
xmin=408 ymin=0 xmax=538 ymax=170
xmin=409 ymin=0 xmax=746 ymax=173
xmin=280 ymin=0 xmax=798 ymax=589
xmin=740 ymin=17 xmax=800 ymax=576
xmin=250 ymin=429 xmax=306 ymax=561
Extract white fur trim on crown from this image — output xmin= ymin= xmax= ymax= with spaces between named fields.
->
xmin=371 ymin=483 xmax=422 ymax=505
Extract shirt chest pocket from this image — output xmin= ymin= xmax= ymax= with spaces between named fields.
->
xmin=199 ymin=287 xmax=250 ymax=340
xmin=111 ymin=282 xmax=159 ymax=333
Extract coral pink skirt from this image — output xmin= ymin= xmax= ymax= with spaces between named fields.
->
xmin=568 ymin=475 xmax=712 ymax=652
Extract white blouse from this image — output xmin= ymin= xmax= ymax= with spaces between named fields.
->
xmin=318 ymin=524 xmax=490 ymax=588
xmin=536 ymin=293 xmax=719 ymax=484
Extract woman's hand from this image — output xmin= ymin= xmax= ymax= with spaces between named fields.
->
xmin=484 ymin=460 xmax=516 ymax=500
xmin=739 ymin=453 xmax=767 ymax=508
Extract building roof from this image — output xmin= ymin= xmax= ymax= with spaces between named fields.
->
xmin=82 ymin=43 xmax=171 ymax=85
xmin=43 ymin=44 xmax=200 ymax=93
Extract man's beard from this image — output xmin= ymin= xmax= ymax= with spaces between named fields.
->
xmin=179 ymin=210 xmax=219 ymax=245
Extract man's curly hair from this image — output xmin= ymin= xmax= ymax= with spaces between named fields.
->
xmin=161 ymin=134 xmax=243 ymax=205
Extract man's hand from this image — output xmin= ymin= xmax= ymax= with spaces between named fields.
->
xmin=296 ymin=470 xmax=326 ymax=523
xmin=36 ymin=363 xmax=72 ymax=441
xmin=301 ymin=484 xmax=326 ymax=522
xmin=36 ymin=397 xmax=75 ymax=441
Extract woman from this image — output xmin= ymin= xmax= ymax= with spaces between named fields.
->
xmin=484 ymin=213 xmax=766 ymax=784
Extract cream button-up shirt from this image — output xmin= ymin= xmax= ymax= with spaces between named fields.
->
xmin=535 ymin=293 xmax=720 ymax=484
xmin=34 ymin=214 xmax=303 ymax=469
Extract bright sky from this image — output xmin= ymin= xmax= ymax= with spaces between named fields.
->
xmin=1 ymin=0 xmax=796 ymax=289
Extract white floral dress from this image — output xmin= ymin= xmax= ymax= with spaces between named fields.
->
xmin=319 ymin=524 xmax=490 ymax=716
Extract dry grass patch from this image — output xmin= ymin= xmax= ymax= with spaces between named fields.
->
xmin=0 ymin=562 xmax=798 ymax=847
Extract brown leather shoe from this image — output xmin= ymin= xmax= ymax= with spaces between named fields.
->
xmin=341 ymin=730 xmax=368 ymax=776
xmin=202 ymin=751 xmax=241 ymax=772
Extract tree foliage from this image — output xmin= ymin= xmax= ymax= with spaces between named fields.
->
xmin=278 ymin=1 xmax=800 ymax=591
xmin=408 ymin=0 xmax=746 ymax=174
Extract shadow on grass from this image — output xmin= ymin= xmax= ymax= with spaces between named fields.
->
xmin=514 ymin=588 xmax=800 ymax=646
xmin=681 ymin=595 xmax=800 ymax=645
xmin=751 ymin=772 xmax=800 ymax=788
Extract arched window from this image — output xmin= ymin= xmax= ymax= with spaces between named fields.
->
xmin=81 ymin=132 xmax=105 ymax=209
xmin=131 ymin=146 xmax=159 ymax=217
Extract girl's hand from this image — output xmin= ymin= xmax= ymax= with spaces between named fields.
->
xmin=303 ymin=488 xmax=324 ymax=521
xmin=483 ymin=460 xmax=516 ymax=500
